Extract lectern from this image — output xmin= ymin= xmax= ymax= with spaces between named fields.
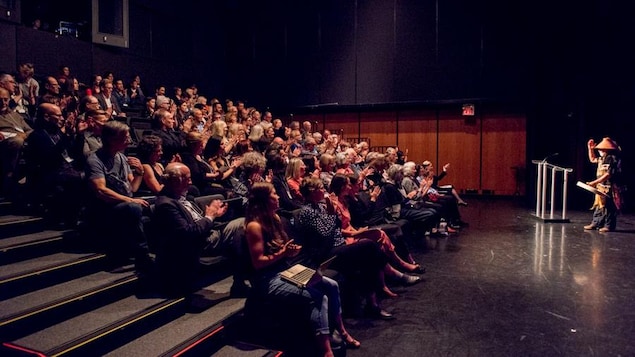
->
xmin=532 ymin=160 xmax=573 ymax=223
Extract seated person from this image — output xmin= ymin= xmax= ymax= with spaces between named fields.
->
xmin=85 ymin=120 xmax=153 ymax=272
xmin=204 ymin=136 xmax=242 ymax=191
xmin=72 ymin=108 xmax=107 ymax=170
xmin=346 ymin=173 xmax=417 ymax=266
xmin=298 ymin=177 xmax=394 ymax=320
xmin=25 ymin=103 xmax=84 ymax=224
xmin=329 ymin=174 xmax=421 ymax=298
xmin=135 ymin=135 xmax=165 ymax=195
xmin=151 ymin=108 xmax=184 ymax=164
xmin=285 ymin=157 xmax=309 ymax=203
xmin=0 ymin=87 xmax=33 ymax=197
xmin=266 ymin=149 xmax=303 ymax=214
xmin=179 ymin=132 xmax=226 ymax=197
xmin=330 ymin=173 xmax=423 ymax=274
xmin=153 ymin=162 xmax=246 ymax=297
xmin=404 ymin=161 xmax=463 ymax=230
xmin=244 ymin=182 xmax=360 ymax=355
xmin=380 ymin=164 xmax=440 ymax=237
xmin=418 ymin=161 xmax=468 ymax=207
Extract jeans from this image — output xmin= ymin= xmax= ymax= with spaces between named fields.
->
xmin=255 ymin=272 xmax=341 ymax=335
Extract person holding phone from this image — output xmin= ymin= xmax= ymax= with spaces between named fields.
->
xmin=244 ymin=182 xmax=360 ymax=356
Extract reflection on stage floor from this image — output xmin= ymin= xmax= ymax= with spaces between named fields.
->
xmin=346 ymin=198 xmax=635 ymax=357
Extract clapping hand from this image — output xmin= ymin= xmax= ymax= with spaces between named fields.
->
xmin=205 ymin=199 xmax=227 ymax=218
xmin=283 ymin=239 xmax=302 ymax=258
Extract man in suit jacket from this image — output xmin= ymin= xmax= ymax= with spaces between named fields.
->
xmin=154 ymin=162 xmax=247 ymax=297
xmin=95 ymin=79 xmax=126 ymax=118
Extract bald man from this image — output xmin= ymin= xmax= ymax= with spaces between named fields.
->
xmin=25 ymin=103 xmax=83 ymax=225
xmin=153 ymin=162 xmax=248 ymax=297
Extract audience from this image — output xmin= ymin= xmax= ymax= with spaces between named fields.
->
xmin=1 ymin=66 xmax=473 ymax=353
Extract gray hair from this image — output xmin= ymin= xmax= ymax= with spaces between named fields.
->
xmin=402 ymin=161 xmax=417 ymax=177
xmin=334 ymin=152 xmax=348 ymax=166
xmin=242 ymin=151 xmax=267 ymax=173
xmin=386 ymin=164 xmax=403 ymax=182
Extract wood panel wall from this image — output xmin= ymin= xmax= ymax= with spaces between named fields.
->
xmin=295 ymin=106 xmax=526 ymax=196
xmin=398 ymin=109 xmax=438 ymax=166
xmin=438 ymin=108 xmax=482 ymax=194
xmin=481 ymin=112 xmax=526 ymax=196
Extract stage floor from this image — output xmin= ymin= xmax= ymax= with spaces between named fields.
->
xmin=345 ymin=197 xmax=635 ymax=356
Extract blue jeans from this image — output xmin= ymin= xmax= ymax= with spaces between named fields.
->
xmin=255 ymin=272 xmax=341 ymax=335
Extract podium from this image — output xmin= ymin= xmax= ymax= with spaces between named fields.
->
xmin=531 ymin=160 xmax=573 ymax=223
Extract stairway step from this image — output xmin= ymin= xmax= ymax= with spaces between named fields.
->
xmin=0 ymin=252 xmax=107 ymax=299
xmin=210 ymin=343 xmax=282 ymax=357
xmin=0 ymin=215 xmax=45 ymax=239
xmin=0 ymin=271 xmax=138 ymax=339
xmin=104 ymin=277 xmax=245 ymax=357
xmin=4 ymin=294 xmax=185 ymax=357
xmin=0 ymin=200 xmax=12 ymax=215
xmin=0 ymin=229 xmax=73 ymax=264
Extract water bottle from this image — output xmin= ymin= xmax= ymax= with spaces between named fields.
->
xmin=439 ymin=219 xmax=447 ymax=233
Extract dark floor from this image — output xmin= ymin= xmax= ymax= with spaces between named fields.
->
xmin=345 ymin=198 xmax=635 ymax=357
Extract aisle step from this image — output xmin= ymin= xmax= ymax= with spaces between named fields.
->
xmin=105 ymin=277 xmax=246 ymax=357
xmin=0 ymin=271 xmax=138 ymax=340
xmin=0 ymin=252 xmax=107 ymax=299
xmin=0 ymin=229 xmax=73 ymax=265
xmin=3 ymin=294 xmax=186 ymax=357
xmin=0 ymin=215 xmax=45 ymax=239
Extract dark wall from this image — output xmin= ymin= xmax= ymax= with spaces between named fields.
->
xmin=217 ymin=0 xmax=531 ymax=108
xmin=3 ymin=0 xmax=219 ymax=96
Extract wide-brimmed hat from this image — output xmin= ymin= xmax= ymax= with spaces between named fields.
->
xmin=594 ymin=137 xmax=620 ymax=151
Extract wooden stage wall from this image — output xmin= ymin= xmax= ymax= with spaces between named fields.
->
xmin=294 ymin=106 xmax=526 ymax=196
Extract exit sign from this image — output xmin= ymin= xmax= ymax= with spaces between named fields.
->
xmin=462 ymin=104 xmax=475 ymax=116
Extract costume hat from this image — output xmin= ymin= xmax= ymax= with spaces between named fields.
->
xmin=594 ymin=137 xmax=619 ymax=151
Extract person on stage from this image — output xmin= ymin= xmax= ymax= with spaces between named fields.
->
xmin=584 ymin=137 xmax=623 ymax=232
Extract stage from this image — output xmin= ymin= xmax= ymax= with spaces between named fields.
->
xmin=345 ymin=197 xmax=635 ymax=356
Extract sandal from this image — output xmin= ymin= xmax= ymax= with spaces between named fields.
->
xmin=409 ymin=264 xmax=426 ymax=274
xmin=341 ymin=332 xmax=361 ymax=349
